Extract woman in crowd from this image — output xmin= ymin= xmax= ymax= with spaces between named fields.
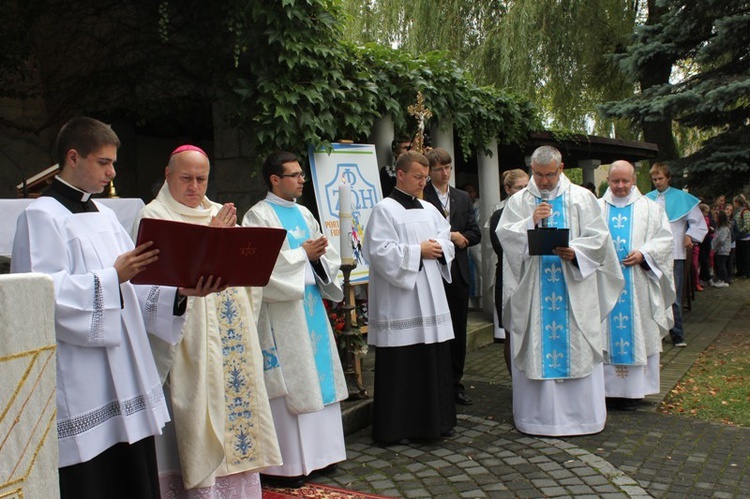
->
xmin=488 ymin=168 xmax=529 ymax=374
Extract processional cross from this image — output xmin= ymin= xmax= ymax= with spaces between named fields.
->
xmin=407 ymin=91 xmax=432 ymax=154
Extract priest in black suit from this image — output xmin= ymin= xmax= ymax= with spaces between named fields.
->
xmin=423 ymin=148 xmax=482 ymax=405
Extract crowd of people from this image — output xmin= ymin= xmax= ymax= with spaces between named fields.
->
xmin=10 ymin=116 xmax=750 ymax=498
xmin=692 ymin=193 xmax=750 ymax=290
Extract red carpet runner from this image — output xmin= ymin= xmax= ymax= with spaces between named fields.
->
xmin=262 ymin=483 xmax=393 ymax=498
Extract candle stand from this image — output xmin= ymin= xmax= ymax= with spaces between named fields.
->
xmin=338 ymin=262 xmax=368 ymax=400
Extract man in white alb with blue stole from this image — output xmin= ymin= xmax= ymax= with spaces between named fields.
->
xmin=599 ymin=161 xmax=675 ymax=409
xmin=497 ymin=146 xmax=624 ymax=436
xmin=242 ymin=151 xmax=348 ymax=488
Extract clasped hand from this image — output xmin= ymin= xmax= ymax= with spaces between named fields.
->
xmin=421 ymin=239 xmax=443 ymax=259
xmin=209 ymin=203 xmax=237 ymax=227
xmin=450 ymin=231 xmax=469 ymax=249
xmin=303 ymin=235 xmax=328 ymax=262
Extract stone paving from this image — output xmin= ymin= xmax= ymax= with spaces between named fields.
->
xmin=314 ymin=278 xmax=750 ymax=498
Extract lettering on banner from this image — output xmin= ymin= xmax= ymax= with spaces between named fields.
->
xmin=326 ymin=164 xmax=379 ymax=216
xmin=324 ymin=219 xmax=341 ymax=236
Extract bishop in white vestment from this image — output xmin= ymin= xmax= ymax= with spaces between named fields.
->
xmin=242 ymin=151 xmax=348 ymax=486
xmin=599 ymin=161 xmax=675 ymax=406
xmin=497 ymin=146 xmax=623 ymax=437
xmin=364 ymin=151 xmax=457 ymax=444
xmin=134 ymin=145 xmax=282 ymax=498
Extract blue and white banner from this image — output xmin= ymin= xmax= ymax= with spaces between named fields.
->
xmin=308 ymin=143 xmax=382 ymax=284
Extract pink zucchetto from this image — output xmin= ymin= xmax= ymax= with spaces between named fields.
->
xmin=169 ymin=144 xmax=208 ymax=158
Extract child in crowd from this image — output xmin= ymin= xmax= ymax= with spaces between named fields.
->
xmin=711 ymin=210 xmax=731 ymax=287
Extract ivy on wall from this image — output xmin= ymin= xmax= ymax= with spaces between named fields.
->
xmin=227 ymin=0 xmax=540 ymax=159
xmin=0 ymin=0 xmax=540 ymax=166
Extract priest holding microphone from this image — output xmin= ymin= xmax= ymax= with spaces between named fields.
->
xmin=497 ymin=145 xmax=623 ymax=437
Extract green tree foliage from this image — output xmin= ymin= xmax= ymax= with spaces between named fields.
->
xmin=601 ymin=0 xmax=750 ymax=196
xmin=1 ymin=0 xmax=538 ymax=163
xmin=340 ymin=0 xmax=640 ymax=135
xmin=221 ymin=1 xmax=540 ymax=157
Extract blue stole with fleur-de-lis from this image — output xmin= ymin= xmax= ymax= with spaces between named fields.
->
xmin=537 ymin=193 xmax=570 ymax=378
xmin=607 ymin=204 xmax=635 ymax=364
xmin=269 ymin=202 xmax=336 ymax=405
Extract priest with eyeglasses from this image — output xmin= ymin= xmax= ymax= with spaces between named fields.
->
xmin=364 ymin=150 xmax=457 ymax=445
xmin=497 ymin=145 xmax=623 ymax=437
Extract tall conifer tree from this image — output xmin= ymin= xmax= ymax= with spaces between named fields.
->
xmin=602 ymin=0 xmax=750 ymax=194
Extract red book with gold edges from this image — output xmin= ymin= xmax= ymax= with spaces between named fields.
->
xmin=131 ymin=218 xmax=286 ymax=287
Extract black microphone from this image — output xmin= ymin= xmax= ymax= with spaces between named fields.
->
xmin=540 ymin=190 xmax=550 ymax=228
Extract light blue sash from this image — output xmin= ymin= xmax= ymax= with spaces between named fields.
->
xmin=607 ymin=204 xmax=635 ymax=364
xmin=269 ymin=202 xmax=337 ymax=405
xmin=537 ymin=193 xmax=570 ymax=378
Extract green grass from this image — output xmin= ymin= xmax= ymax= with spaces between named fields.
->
xmin=660 ymin=318 xmax=750 ymax=427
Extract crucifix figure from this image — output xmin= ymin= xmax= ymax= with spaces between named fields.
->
xmin=407 ymin=91 xmax=432 ymax=154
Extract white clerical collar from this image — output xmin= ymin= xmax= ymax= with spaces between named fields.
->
xmin=393 ymin=187 xmax=418 ymax=201
xmin=55 ymin=175 xmax=92 ymax=201
xmin=610 ymin=186 xmax=635 ymax=207
xmin=265 ymin=191 xmax=296 ymax=207
xmin=545 ymin=184 xmax=561 ymax=199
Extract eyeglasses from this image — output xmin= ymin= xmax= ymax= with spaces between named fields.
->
xmin=532 ymin=169 xmax=560 ymax=180
xmin=277 ymin=171 xmax=306 ymax=180
xmin=410 ymin=173 xmax=430 ymax=182
xmin=430 ymin=165 xmax=452 ymax=173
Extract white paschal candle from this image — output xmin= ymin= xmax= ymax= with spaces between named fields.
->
xmin=339 ymin=177 xmax=354 ymax=264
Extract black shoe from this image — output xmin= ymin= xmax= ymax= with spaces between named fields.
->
xmin=261 ymin=474 xmax=307 ymax=488
xmin=441 ymin=428 xmax=456 ymax=437
xmin=455 ymin=392 xmax=473 ymax=405
xmin=607 ymin=397 xmax=639 ymax=411
xmin=315 ymin=463 xmax=338 ymax=476
xmin=376 ymin=437 xmax=411 ymax=446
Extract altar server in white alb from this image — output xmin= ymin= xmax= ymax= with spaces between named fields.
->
xmin=646 ymin=162 xmax=708 ymax=347
xmin=364 ymin=150 xmax=457 ymax=444
xmin=599 ymin=160 xmax=675 ymax=410
xmin=242 ymin=151 xmax=348 ymax=488
xmin=497 ymin=145 xmax=624 ymax=437
xmin=134 ymin=145 xmax=281 ymax=497
xmin=11 ymin=117 xmax=223 ymax=499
